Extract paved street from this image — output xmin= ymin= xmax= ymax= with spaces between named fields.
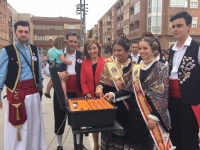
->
xmin=0 ymin=75 xmax=94 ymax=150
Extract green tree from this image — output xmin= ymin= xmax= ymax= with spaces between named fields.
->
xmin=88 ymin=29 xmax=93 ymax=38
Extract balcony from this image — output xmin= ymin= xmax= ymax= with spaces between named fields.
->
xmin=34 ymin=29 xmax=80 ymax=36
xmin=130 ymin=0 xmax=134 ymax=4
xmin=130 ymin=14 xmax=134 ymax=21
xmin=34 ymin=40 xmax=53 ymax=47
xmin=117 ymin=22 xmax=121 ymax=28
xmin=117 ymin=9 xmax=121 ymax=15
xmin=129 ymin=29 xmax=140 ymax=38
xmin=121 ymin=22 xmax=123 ymax=27
xmin=121 ymin=7 xmax=124 ymax=12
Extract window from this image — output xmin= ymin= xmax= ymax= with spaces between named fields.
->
xmin=148 ymin=16 xmax=161 ymax=34
xmin=190 ymin=0 xmax=198 ymax=8
xmin=134 ymin=2 xmax=140 ymax=14
xmin=68 ymin=25 xmax=75 ymax=29
xmin=37 ymin=36 xmax=45 ymax=41
xmin=107 ymin=25 xmax=111 ymax=31
xmin=49 ymin=36 xmax=52 ymax=41
xmin=170 ymin=0 xmax=186 ymax=7
xmin=36 ymin=24 xmax=46 ymax=29
xmin=152 ymin=0 xmax=162 ymax=13
xmin=41 ymin=24 xmax=45 ymax=29
xmin=192 ymin=19 xmax=198 ymax=28
xmin=107 ymin=37 xmax=111 ymax=42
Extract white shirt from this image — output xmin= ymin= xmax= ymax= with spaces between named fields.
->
xmin=131 ymin=53 xmax=140 ymax=63
xmin=65 ymin=49 xmax=76 ymax=75
xmin=169 ymin=36 xmax=200 ymax=79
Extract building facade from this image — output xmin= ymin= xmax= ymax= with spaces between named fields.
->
xmin=7 ymin=3 xmax=32 ymax=43
xmin=0 ymin=0 xmax=9 ymax=49
xmin=98 ymin=0 xmax=200 ymax=51
xmin=31 ymin=16 xmax=81 ymax=50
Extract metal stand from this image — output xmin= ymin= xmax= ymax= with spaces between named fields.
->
xmin=72 ymin=121 xmax=123 ymax=150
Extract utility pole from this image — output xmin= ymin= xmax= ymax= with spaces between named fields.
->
xmin=155 ymin=0 xmax=158 ymax=40
xmin=76 ymin=0 xmax=88 ymax=48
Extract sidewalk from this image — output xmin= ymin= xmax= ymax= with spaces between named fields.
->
xmin=0 ymin=76 xmax=94 ymax=150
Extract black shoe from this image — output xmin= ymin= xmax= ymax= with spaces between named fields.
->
xmin=57 ymin=146 xmax=63 ymax=150
xmin=44 ymin=93 xmax=51 ymax=98
xmin=77 ymin=144 xmax=88 ymax=150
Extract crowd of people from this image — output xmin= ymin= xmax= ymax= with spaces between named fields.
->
xmin=0 ymin=11 xmax=200 ymax=150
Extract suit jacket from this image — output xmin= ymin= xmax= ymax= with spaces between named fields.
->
xmin=81 ymin=57 xmax=105 ymax=96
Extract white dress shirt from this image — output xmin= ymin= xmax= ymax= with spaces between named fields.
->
xmin=65 ymin=50 xmax=76 ymax=75
xmin=170 ymin=36 xmax=200 ymax=79
xmin=131 ymin=53 xmax=140 ymax=63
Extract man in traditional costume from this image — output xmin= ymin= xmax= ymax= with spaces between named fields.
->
xmin=0 ymin=21 xmax=46 ymax=150
xmin=168 ymin=11 xmax=200 ymax=150
xmin=52 ymin=31 xmax=87 ymax=150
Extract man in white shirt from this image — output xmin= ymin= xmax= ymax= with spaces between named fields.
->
xmin=130 ymin=41 xmax=141 ymax=63
xmin=52 ymin=32 xmax=87 ymax=150
xmin=168 ymin=11 xmax=200 ymax=150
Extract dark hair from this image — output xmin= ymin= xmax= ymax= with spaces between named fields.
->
xmin=14 ymin=21 xmax=30 ymax=31
xmin=113 ymin=33 xmax=130 ymax=51
xmin=170 ymin=11 xmax=192 ymax=25
xmin=83 ymin=38 xmax=101 ymax=59
xmin=65 ymin=31 xmax=79 ymax=40
xmin=142 ymin=32 xmax=154 ymax=38
xmin=131 ymin=40 xmax=139 ymax=46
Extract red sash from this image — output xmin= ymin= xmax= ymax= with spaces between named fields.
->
xmin=169 ymin=79 xmax=181 ymax=98
xmin=169 ymin=79 xmax=200 ymax=128
xmin=132 ymin=65 xmax=174 ymax=150
xmin=66 ymin=75 xmax=82 ymax=97
xmin=6 ymin=79 xmax=38 ymax=141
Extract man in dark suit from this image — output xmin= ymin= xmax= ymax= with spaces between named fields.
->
xmin=53 ymin=32 xmax=87 ymax=150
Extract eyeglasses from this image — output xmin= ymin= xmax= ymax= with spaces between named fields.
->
xmin=18 ymin=30 xmax=29 ymax=34
xmin=142 ymin=32 xmax=154 ymax=38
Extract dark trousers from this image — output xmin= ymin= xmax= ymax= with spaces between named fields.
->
xmin=53 ymin=91 xmax=78 ymax=135
xmin=168 ymin=97 xmax=199 ymax=150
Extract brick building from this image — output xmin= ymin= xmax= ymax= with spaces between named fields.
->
xmin=31 ymin=16 xmax=81 ymax=50
xmin=98 ymin=0 xmax=200 ymax=51
xmin=0 ymin=0 xmax=9 ymax=49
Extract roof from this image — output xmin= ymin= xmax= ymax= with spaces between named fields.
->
xmin=31 ymin=16 xmax=80 ymax=23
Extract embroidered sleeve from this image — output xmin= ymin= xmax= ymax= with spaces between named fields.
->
xmin=98 ymin=64 xmax=114 ymax=87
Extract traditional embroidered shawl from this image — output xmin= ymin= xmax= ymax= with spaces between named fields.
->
xmin=99 ymin=58 xmax=133 ymax=87
xmin=126 ymin=61 xmax=171 ymax=130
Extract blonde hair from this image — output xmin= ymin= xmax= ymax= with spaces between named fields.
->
xmin=53 ymin=35 xmax=67 ymax=50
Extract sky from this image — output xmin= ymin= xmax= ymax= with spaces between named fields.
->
xmin=7 ymin=0 xmax=117 ymax=30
